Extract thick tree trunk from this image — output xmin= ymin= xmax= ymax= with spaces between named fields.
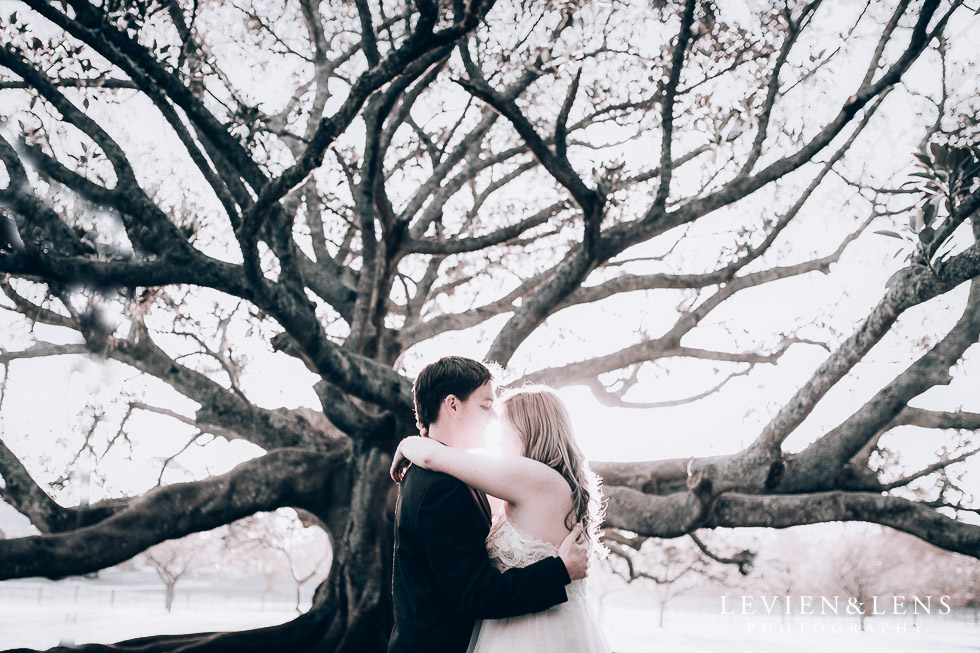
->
xmin=311 ymin=445 xmax=397 ymax=653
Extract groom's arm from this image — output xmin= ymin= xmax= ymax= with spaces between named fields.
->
xmin=416 ymin=474 xmax=569 ymax=619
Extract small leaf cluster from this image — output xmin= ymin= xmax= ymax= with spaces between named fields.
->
xmin=877 ymin=143 xmax=980 ymax=276
xmin=909 ymin=143 xmax=980 ymax=236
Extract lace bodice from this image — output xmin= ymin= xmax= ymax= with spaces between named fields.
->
xmin=485 ymin=515 xmax=586 ymax=598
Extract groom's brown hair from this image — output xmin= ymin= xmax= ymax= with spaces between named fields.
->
xmin=413 ymin=356 xmax=493 ymax=430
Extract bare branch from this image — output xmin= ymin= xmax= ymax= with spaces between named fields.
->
xmin=894 ymin=407 xmax=980 ymax=430
xmin=689 ymin=532 xmax=755 ymax=575
xmin=738 ymin=1 xmax=822 ymax=176
xmin=0 ymin=342 xmax=90 ymax=364
xmin=237 ymin=2 xmax=492 ymax=277
xmin=520 ymin=238 xmax=864 ymax=388
xmin=880 ymin=446 xmax=980 ymax=491
xmin=553 ymin=68 xmax=582 ymax=163
xmin=652 ymin=0 xmax=697 ymax=210
xmin=0 ymin=78 xmax=136 ymax=89
xmin=749 ymin=233 xmax=980 ymax=455
xmin=581 ymin=365 xmax=756 ymax=410
xmin=661 ymin=0 xmax=947 ymax=232
xmin=404 ymin=200 xmax=567 ymax=255
xmin=455 ymin=74 xmax=603 ymax=218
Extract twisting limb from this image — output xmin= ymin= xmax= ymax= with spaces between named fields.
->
xmin=111 ymin=325 xmax=344 ymax=451
xmin=782 ymin=278 xmax=980 ymax=491
xmin=748 ymin=232 xmax=980 ymax=459
xmin=553 ymin=68 xmax=582 ymax=163
xmin=0 ymin=448 xmax=345 ymax=580
xmin=403 ymin=32 xmax=573 ymax=241
xmin=0 ymin=437 xmax=130 ymax=534
xmin=353 ymin=0 xmax=382 ymax=67
xmin=458 ymin=31 xmax=892 ymax=368
xmin=14 ymin=140 xmax=115 ymax=205
xmin=0 ymin=131 xmax=99 ymax=257
xmin=603 ymin=487 xmax=980 ymax=558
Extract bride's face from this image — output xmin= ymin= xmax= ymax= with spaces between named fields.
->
xmin=454 ymin=381 xmax=498 ymax=449
xmin=496 ymin=418 xmax=525 ymax=457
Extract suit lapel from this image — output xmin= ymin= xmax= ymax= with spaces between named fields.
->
xmin=469 ymin=486 xmax=492 ymax=529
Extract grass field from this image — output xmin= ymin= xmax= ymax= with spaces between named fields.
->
xmin=2 ymin=576 xmax=977 ymax=652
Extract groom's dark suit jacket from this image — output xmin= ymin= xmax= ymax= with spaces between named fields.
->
xmin=388 ymin=465 xmax=570 ymax=653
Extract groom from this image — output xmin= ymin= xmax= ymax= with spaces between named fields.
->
xmin=388 ymin=356 xmax=589 ymax=653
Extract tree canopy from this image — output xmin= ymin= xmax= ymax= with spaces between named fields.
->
xmin=1 ymin=0 xmax=979 ymax=650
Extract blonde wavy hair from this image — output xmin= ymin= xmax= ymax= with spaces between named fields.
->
xmin=501 ymin=386 xmax=606 ymax=554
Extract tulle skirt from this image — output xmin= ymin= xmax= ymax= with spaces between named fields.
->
xmin=466 ymin=590 xmax=610 ymax=653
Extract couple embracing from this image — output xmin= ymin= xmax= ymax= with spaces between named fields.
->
xmin=388 ymin=356 xmax=611 ymax=652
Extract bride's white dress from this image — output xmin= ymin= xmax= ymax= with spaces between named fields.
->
xmin=466 ymin=514 xmax=611 ymax=653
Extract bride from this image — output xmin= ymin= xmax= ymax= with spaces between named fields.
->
xmin=390 ymin=385 xmax=611 ymax=653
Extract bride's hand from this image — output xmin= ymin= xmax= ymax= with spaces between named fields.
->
xmin=390 ymin=443 xmax=411 ymax=483
xmin=390 ymin=436 xmax=441 ymax=483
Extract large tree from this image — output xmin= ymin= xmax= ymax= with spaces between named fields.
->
xmin=1 ymin=0 xmax=979 ymax=650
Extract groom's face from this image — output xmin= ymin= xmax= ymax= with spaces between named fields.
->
xmin=453 ymin=381 xmax=498 ymax=449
